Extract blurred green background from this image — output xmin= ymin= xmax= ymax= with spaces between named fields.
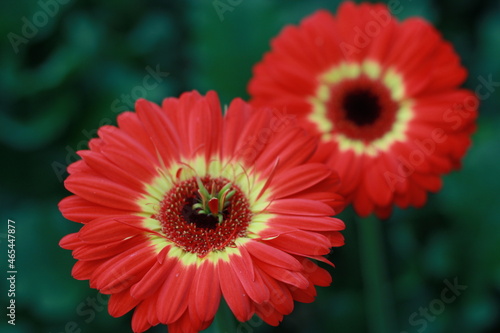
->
xmin=1 ymin=0 xmax=499 ymax=332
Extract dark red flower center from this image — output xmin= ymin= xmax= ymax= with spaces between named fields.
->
xmin=327 ymin=76 xmax=398 ymax=141
xmin=343 ymin=88 xmax=381 ymax=125
xmin=154 ymin=176 xmax=252 ymax=257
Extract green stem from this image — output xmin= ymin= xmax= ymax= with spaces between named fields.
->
xmin=212 ymin=299 xmax=237 ymax=333
xmin=357 ymin=214 xmax=396 ymax=333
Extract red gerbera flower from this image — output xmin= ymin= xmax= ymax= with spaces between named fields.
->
xmin=59 ymin=91 xmax=345 ymax=333
xmin=248 ymin=2 xmax=478 ymax=218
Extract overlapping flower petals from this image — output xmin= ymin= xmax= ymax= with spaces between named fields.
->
xmin=59 ymin=90 xmax=345 ymax=332
xmin=248 ymin=1 xmax=477 ymax=218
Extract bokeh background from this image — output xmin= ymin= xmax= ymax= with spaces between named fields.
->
xmin=1 ymin=0 xmax=499 ymax=332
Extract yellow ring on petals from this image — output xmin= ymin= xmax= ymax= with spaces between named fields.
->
xmin=308 ymin=60 xmax=414 ymax=156
xmin=135 ymin=155 xmax=274 ymax=266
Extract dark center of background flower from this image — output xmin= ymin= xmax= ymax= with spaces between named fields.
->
xmin=343 ymin=89 xmax=381 ymax=126
xmin=154 ymin=176 xmax=251 ymax=257
xmin=327 ymin=76 xmax=399 ymax=142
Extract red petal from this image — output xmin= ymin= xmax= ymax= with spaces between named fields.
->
xmin=71 ymin=259 xmax=105 ymax=280
xmin=322 ymin=231 xmax=345 ymax=247
xmin=64 ymin=173 xmax=141 ymax=211
xmin=156 ymin=260 xmax=196 ymax=324
xmin=99 ymin=145 xmax=159 ymax=184
xmin=72 ymin=235 xmax=145 ymax=260
xmin=218 ymin=260 xmax=254 ymax=322
xmin=255 ymin=303 xmax=284 ymax=326
xmin=185 ymin=95 xmax=222 ymax=159
xmin=412 ymin=172 xmax=442 ymax=192
xmin=188 ymin=259 xmax=221 ymax=323
xmin=131 ymin=301 xmax=153 ymax=333
xmin=231 ymin=106 xmax=272 ymax=165
xmin=271 ymin=163 xmax=332 ymax=198
xmin=269 ymin=199 xmax=334 ymax=216
xmin=229 ymin=247 xmax=269 ymax=304
xmin=255 ymin=127 xmax=317 ymax=173
xmin=168 ymin=310 xmax=210 ymax=333
xmin=59 ymin=195 xmax=132 ymax=223
xmin=255 ymin=259 xmax=309 ymax=289
xmin=91 ymin=242 xmax=156 ymax=293
xmin=222 ymin=98 xmax=252 ymax=158
xmin=256 ymin=267 xmax=294 ymax=315
xmin=59 ymin=233 xmax=81 ymax=250
xmin=116 ymin=111 xmax=158 ymax=158
xmin=297 ymin=257 xmax=332 ymax=287
xmin=78 ymin=150 xmax=145 ymax=193
xmin=78 ymin=216 xmax=145 ymax=243
xmin=67 ymin=160 xmax=86 ymax=175
xmin=289 ymin=281 xmax=317 ymax=303
xmin=130 ymin=249 xmax=176 ymax=300
xmin=364 ymin=157 xmax=394 ymax=207
xmin=327 ymin=149 xmax=361 ymax=195
xmin=95 ymin=124 xmax=161 ymax=178
xmin=108 ymin=289 xmax=141 ymax=317
xmin=352 ymin=186 xmax=374 ymax=217
xmin=245 ymin=240 xmax=303 ymax=271
xmin=264 ymin=230 xmax=331 ymax=256
xmin=269 ymin=215 xmax=345 ymax=232
xmin=135 ymin=99 xmax=181 ymax=165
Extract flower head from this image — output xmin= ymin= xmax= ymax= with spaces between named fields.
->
xmin=248 ymin=2 xmax=478 ymax=218
xmin=59 ymin=91 xmax=345 ymax=332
